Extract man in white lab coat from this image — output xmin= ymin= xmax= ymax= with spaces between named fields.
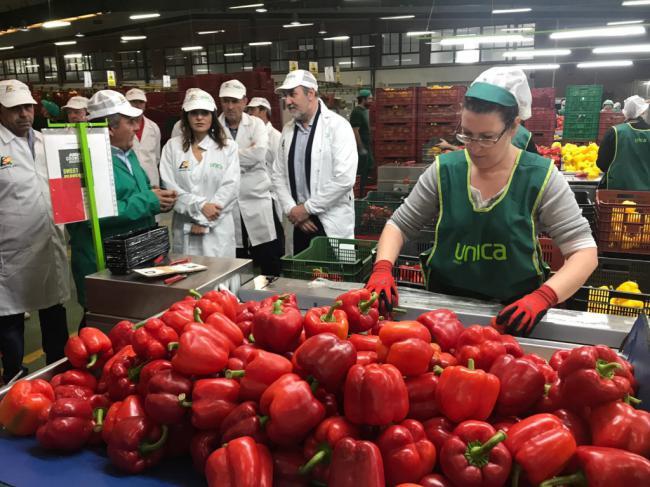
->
xmin=218 ymin=80 xmax=283 ymax=275
xmin=126 ymin=88 xmax=162 ymax=187
xmin=272 ymin=70 xmax=358 ymax=254
xmin=0 ymin=80 xmax=71 ymax=383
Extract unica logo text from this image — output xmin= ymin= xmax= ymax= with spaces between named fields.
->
xmin=454 ymin=243 xmax=507 ymax=263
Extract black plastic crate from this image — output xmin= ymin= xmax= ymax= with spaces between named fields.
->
xmin=104 ymin=226 xmax=170 ymax=274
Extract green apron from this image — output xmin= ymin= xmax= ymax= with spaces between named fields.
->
xmin=68 ymin=150 xmax=160 ymax=306
xmin=421 ymin=149 xmax=553 ymax=302
xmin=606 ymin=123 xmax=650 ymax=190
xmin=512 ymin=125 xmax=532 ymax=151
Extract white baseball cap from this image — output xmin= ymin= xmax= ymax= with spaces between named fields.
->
xmin=276 ymin=69 xmax=318 ymax=94
xmin=182 ymin=88 xmax=217 ymax=112
xmin=87 ymin=90 xmax=142 ymax=120
xmin=471 ymin=67 xmax=532 ymax=121
xmin=219 ymin=79 xmax=247 ymax=100
xmin=246 ymin=97 xmax=272 ymax=112
xmin=62 ymin=96 xmax=89 ymax=111
xmin=125 ymin=88 xmax=147 ymax=103
xmin=0 ymin=79 xmax=37 ymax=108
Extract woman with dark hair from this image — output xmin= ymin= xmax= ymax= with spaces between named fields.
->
xmin=159 ymin=88 xmax=240 ymax=258
xmin=366 ymin=67 xmax=598 ymax=337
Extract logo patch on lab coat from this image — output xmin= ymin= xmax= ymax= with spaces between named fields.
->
xmin=178 ymin=160 xmax=190 ymax=171
xmin=0 ymin=156 xmax=13 ymax=169
xmin=209 ymin=162 xmax=223 ymax=169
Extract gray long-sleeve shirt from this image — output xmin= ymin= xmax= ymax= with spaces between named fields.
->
xmin=388 ymin=160 xmax=596 ymax=256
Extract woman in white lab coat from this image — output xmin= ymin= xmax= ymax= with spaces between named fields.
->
xmin=159 ymin=89 xmax=240 ymax=258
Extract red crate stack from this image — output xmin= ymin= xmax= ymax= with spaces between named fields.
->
xmin=530 ymin=130 xmax=555 ymax=147
xmin=531 ymin=88 xmax=556 ymax=109
xmin=598 ymin=112 xmax=625 ymax=142
xmin=529 ymin=88 xmax=557 ymax=148
xmin=374 ymin=88 xmax=418 ymax=165
xmin=526 ymin=108 xmax=556 ymax=131
xmin=416 ymin=86 xmax=466 ymax=161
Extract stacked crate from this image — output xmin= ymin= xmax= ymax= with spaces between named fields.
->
xmin=563 ymin=85 xmax=603 ymax=142
xmin=416 ymin=86 xmax=466 ymax=162
xmin=528 ymin=88 xmax=556 ymax=147
xmin=373 ymin=88 xmax=418 ymax=165
xmin=597 ymin=112 xmax=625 ymax=143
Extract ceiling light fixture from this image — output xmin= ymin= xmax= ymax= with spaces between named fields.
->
xmin=509 ymin=63 xmax=560 ymax=70
xmin=501 ymin=27 xmax=535 ymax=32
xmin=181 ymin=46 xmax=203 ymax=51
xmin=352 ymin=45 xmax=375 ymax=49
xmin=229 ymin=3 xmax=264 ymax=9
xmin=224 ymin=52 xmax=245 ymax=56
xmin=407 ymin=30 xmax=437 ymax=36
xmin=550 ymin=25 xmax=645 ymax=39
xmin=577 ymin=60 xmax=633 ymax=68
xmin=256 ymin=8 xmax=267 ymax=12
xmin=198 ymin=30 xmax=226 ymax=35
xmin=54 ymin=40 xmax=77 ymax=46
xmin=607 ymin=20 xmax=644 ymax=25
xmin=129 ymin=13 xmax=160 ymax=20
xmin=323 ymin=35 xmax=350 ymax=41
xmin=441 ymin=34 xmax=529 ymax=45
xmin=379 ymin=15 xmax=415 ymax=20
xmin=121 ymin=35 xmax=147 ymax=41
xmin=25 ymin=64 xmax=40 ymax=68
xmin=75 ymin=32 xmax=85 ymax=37
xmin=42 ymin=20 xmax=71 ymax=28
xmin=503 ymin=48 xmax=571 ymax=58
xmin=622 ymin=0 xmax=650 ymax=5
xmin=339 ymin=61 xmax=355 ymax=65
xmin=492 ymin=8 xmax=532 ymax=14
xmin=283 ymin=22 xmax=314 ymax=28
xmin=249 ymin=41 xmax=272 ymax=46
xmin=0 ymin=46 xmax=14 ymax=51
xmin=593 ymin=43 xmax=650 ymax=53
xmin=63 ymin=53 xmax=83 ymax=58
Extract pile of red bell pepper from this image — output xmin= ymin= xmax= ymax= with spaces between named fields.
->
xmin=1 ymin=288 xmax=649 ymax=487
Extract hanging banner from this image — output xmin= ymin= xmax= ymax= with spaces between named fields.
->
xmin=289 ymin=60 xmax=299 ymax=72
xmin=43 ymin=127 xmax=118 ymax=224
xmin=83 ymin=71 xmax=92 ymax=88
xmin=309 ymin=61 xmax=319 ymax=75
xmin=106 ymin=70 xmax=116 ymax=87
xmin=162 ymin=75 xmax=171 ymax=88
xmin=324 ymin=66 xmax=335 ymax=82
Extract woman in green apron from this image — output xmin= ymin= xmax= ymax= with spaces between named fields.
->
xmin=367 ymin=67 xmax=598 ymax=336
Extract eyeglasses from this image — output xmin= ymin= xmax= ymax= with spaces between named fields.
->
xmin=456 ymin=126 xmax=508 ymax=148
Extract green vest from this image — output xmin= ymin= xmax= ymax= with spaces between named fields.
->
xmin=512 ymin=125 xmax=532 ymax=151
xmin=421 ymin=149 xmax=553 ymax=302
xmin=606 ymin=122 xmax=650 ymax=190
xmin=67 ymin=150 xmax=160 ymax=306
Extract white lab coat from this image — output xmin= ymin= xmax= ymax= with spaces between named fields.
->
xmin=0 ymin=125 xmax=70 ymax=315
xmin=218 ymin=112 xmax=276 ymax=247
xmin=272 ymin=99 xmax=357 ymax=253
xmin=159 ymin=135 xmax=240 ymax=258
xmin=171 ymin=119 xmax=182 ymax=139
xmin=132 ymin=117 xmax=161 ymax=187
xmin=265 ymin=121 xmax=282 ymax=177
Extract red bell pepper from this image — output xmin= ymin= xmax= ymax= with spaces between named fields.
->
xmin=132 ymin=318 xmax=178 ymax=361
xmin=589 ymin=400 xmax=650 ymax=457
xmin=143 ymin=368 xmax=193 ymax=424
xmin=36 ymin=397 xmax=94 ymax=451
xmin=194 ymin=295 xmax=225 ymax=320
xmin=378 ymin=419 xmax=437 ymax=485
xmin=252 ymin=299 xmax=303 ymax=353
xmin=328 ymin=437 xmax=385 ymax=487
xmin=160 ymin=308 xmax=193 ymax=334
xmin=336 ymin=288 xmax=380 ymax=333
xmin=299 ymin=416 xmax=360 ymax=480
xmin=226 ymin=343 xmax=258 ymax=370
xmin=186 ymin=378 xmax=240 ymax=430
xmin=558 ymin=345 xmax=634 ymax=410
xmin=406 ymin=372 xmax=439 ymax=421
xmin=226 ymin=349 xmax=293 ymax=401
xmin=416 ymin=309 xmax=464 ymax=353
xmin=436 ymin=358 xmax=500 ymax=423
xmin=489 ymin=354 xmax=545 ymax=417
xmin=137 ymin=359 xmax=172 ymax=396
xmin=504 ymin=413 xmax=577 ymax=485
xmin=201 ymin=288 xmax=239 ymax=321
xmin=534 ymin=378 xmax=564 ymax=413
xmin=273 ymin=448 xmax=310 ymax=487
xmin=554 ymin=408 xmax=591 ymax=446
xmin=97 ymin=345 xmax=136 ymax=391
xmin=549 ymin=349 xmax=569 ymax=371
xmin=0 ymin=379 xmax=55 ymax=436
xmin=220 ymin=400 xmax=268 ymax=444
xmin=260 ymin=293 xmax=299 ymax=309
xmin=170 ymin=322 xmax=231 ymax=376
xmin=235 ymin=301 xmax=260 ymax=337
xmin=191 ymin=430 xmax=222 ymax=473
xmin=108 ymin=320 xmax=137 ymax=351
xmin=455 ymin=325 xmax=507 ymax=371
xmin=314 ymin=386 xmax=340 ymax=417
xmin=539 ymin=446 xmax=650 ymax=487
xmin=50 ymin=369 xmax=97 ymax=399
xmin=304 ymin=301 xmax=349 ymax=339
xmin=430 ymin=342 xmax=458 ymax=370
xmin=499 ymin=334 xmax=523 ymax=357
xmin=524 ymin=353 xmax=558 ymax=383
xmin=205 ymin=436 xmax=273 ymax=487
xmin=491 ymin=417 xmax=519 ymax=434
xmin=102 ymin=345 xmax=144 ymax=401
xmin=357 ymin=350 xmax=378 ymax=365
xmin=439 ymin=420 xmax=511 ymax=487
xmin=203 ymin=312 xmax=244 ymax=351
xmin=344 ymin=363 xmax=409 ymax=426
xmin=64 ymin=327 xmax=114 ymax=370
xmin=293 ymin=333 xmax=356 ymax=393
xmin=106 ymin=416 xmax=168 ymax=474
xmin=377 ymin=321 xmax=433 ymax=377
xmin=259 ymin=373 xmax=325 ymax=446
xmin=417 ymin=474 xmax=455 ymax=487
xmin=423 ymin=416 xmax=455 ymax=452
xmin=102 ymin=394 xmax=145 ymax=443
xmin=349 ymin=333 xmax=379 ymax=352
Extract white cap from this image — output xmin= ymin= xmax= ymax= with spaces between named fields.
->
xmin=219 ymin=79 xmax=247 ymax=100
xmin=62 ymin=96 xmax=89 ymax=111
xmin=246 ymin=97 xmax=272 ymax=112
xmin=0 ymin=79 xmax=37 ymax=108
xmin=182 ymin=88 xmax=217 ymax=112
xmin=87 ymin=90 xmax=142 ymax=120
xmin=471 ymin=67 xmax=532 ymax=120
xmin=603 ymin=99 xmax=614 ymax=107
xmin=125 ymin=88 xmax=147 ymax=102
xmin=623 ymin=95 xmax=649 ymax=120
xmin=276 ymin=69 xmax=319 ymax=94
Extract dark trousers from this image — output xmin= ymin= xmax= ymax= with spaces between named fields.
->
xmin=293 ymin=216 xmax=327 ymax=255
xmin=237 ymin=209 xmax=285 ymax=276
xmin=0 ymin=303 xmax=68 ymax=383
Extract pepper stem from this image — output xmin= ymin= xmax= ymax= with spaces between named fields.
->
xmin=139 ymin=425 xmax=169 ymax=456
xmin=259 ymin=415 xmax=269 ymax=428
xmin=273 ymin=299 xmax=284 ymax=315
xmin=128 ymin=362 xmax=145 ymax=383
xmin=194 ymin=307 xmax=203 ymax=323
xmin=93 ymin=408 xmax=106 ymax=433
xmin=299 ymin=445 xmax=332 ymax=475
xmin=189 ymin=289 xmax=201 ymax=299
xmin=433 ymin=365 xmax=444 ymax=376
xmin=624 ymin=394 xmax=642 ymax=406
xmin=168 ymin=342 xmax=179 ymax=352
xmin=464 ymin=430 xmax=507 ymax=468
xmin=359 ymin=292 xmax=378 ymax=314
xmin=544 ymin=383 xmax=552 ymax=396
xmin=467 ymin=358 xmax=475 ymax=370
xmin=225 ymin=369 xmax=245 ymax=379
xmin=511 ymin=463 xmax=521 ymax=487
xmin=310 ymin=377 xmax=320 ymax=394
xmin=134 ymin=320 xmax=147 ymax=330
xmin=248 ymin=334 xmax=255 ymax=343
xmin=539 ymin=471 xmax=588 ymax=487
xmin=322 ymin=301 xmax=342 ymax=322
xmin=86 ymin=354 xmax=98 ymax=369
xmin=596 ymin=359 xmax=622 ymax=379
xmin=178 ymin=393 xmax=193 ymax=408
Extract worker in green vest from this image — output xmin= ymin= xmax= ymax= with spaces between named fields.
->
xmin=67 ymin=90 xmax=177 ymax=314
xmin=350 ymin=88 xmax=374 ymax=195
xmin=597 ymin=95 xmax=650 ymax=190
xmin=367 ymin=67 xmax=598 ymax=336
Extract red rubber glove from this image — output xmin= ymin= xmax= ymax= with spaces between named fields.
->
xmin=495 ymin=285 xmax=558 ymax=336
xmin=366 ymin=260 xmax=398 ymax=315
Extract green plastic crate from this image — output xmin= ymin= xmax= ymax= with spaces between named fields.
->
xmin=281 ymin=237 xmax=377 ymax=282
xmin=565 ymin=85 xmax=604 ymax=98
xmin=565 ymin=85 xmax=603 ymax=114
xmin=563 ymin=112 xmax=600 ymax=140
